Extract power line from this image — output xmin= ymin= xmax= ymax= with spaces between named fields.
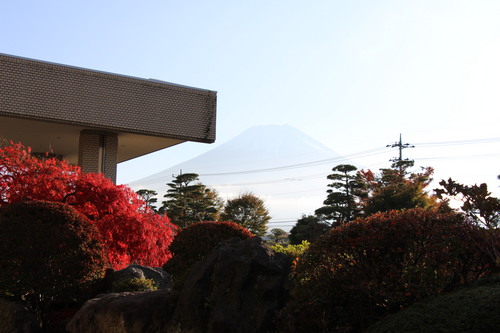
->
xmin=415 ymin=137 xmax=500 ymax=147
xmin=197 ymin=147 xmax=388 ymax=177
xmin=128 ymin=135 xmax=500 ymax=187
xmin=417 ymin=153 xmax=500 ymax=161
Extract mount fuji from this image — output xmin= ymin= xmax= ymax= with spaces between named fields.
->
xmin=127 ymin=125 xmax=346 ymax=231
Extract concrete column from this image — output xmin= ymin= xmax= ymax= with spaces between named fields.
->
xmin=78 ymin=130 xmax=118 ymax=183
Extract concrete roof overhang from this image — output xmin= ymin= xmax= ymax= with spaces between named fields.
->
xmin=0 ymin=53 xmax=217 ymax=164
xmin=0 ymin=116 xmax=185 ymax=164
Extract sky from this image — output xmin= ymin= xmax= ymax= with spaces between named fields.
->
xmin=2 ymin=1 xmax=500 ymax=225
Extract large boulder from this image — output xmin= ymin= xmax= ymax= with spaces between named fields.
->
xmin=0 ymin=298 xmax=40 ymax=333
xmin=66 ymin=290 xmax=176 ymax=333
xmin=112 ymin=265 xmax=172 ymax=290
xmin=168 ymin=236 xmax=293 ymax=333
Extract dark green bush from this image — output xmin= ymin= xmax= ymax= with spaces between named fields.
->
xmin=0 ymin=201 xmax=107 ymax=306
xmin=367 ymin=276 xmax=500 ymax=332
xmin=163 ymin=221 xmax=253 ymax=286
xmin=280 ymin=208 xmax=494 ymax=332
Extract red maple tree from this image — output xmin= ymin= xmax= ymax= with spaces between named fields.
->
xmin=0 ymin=141 xmax=176 ymax=269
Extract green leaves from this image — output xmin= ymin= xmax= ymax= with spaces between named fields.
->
xmin=315 ymin=164 xmax=364 ymax=225
xmin=160 ymin=173 xmax=222 ymax=228
xmin=221 ymin=193 xmax=270 ymax=237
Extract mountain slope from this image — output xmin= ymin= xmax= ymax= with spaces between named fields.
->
xmin=128 ymin=124 xmax=344 ymax=230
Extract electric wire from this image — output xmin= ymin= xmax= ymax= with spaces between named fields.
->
xmin=129 ymin=136 xmax=500 ymax=189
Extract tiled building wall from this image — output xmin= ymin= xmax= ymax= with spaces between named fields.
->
xmin=0 ymin=54 xmax=217 ymax=143
xmin=78 ymin=131 xmax=118 ymax=183
xmin=78 ymin=131 xmax=101 ymax=174
xmin=102 ymin=134 xmax=118 ymax=182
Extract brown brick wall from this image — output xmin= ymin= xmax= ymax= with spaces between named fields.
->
xmin=0 ymin=54 xmax=217 ymax=143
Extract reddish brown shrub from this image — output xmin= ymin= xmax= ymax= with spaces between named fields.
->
xmin=163 ymin=221 xmax=253 ymax=285
xmin=281 ymin=208 xmax=494 ymax=332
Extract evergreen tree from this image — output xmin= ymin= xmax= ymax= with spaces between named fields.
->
xmin=221 ymin=193 xmax=270 ymax=236
xmin=136 ymin=189 xmax=158 ymax=211
xmin=160 ymin=173 xmax=221 ymax=228
xmin=289 ymin=214 xmax=329 ymax=245
xmin=360 ymin=160 xmax=437 ymax=215
xmin=315 ymin=164 xmax=365 ymax=226
xmin=269 ymin=228 xmax=288 ymax=244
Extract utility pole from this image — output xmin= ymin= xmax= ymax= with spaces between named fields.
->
xmin=387 ymin=134 xmax=414 ymax=172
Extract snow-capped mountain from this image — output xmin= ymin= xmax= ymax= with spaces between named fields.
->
xmin=128 ymin=125 xmax=346 ymax=231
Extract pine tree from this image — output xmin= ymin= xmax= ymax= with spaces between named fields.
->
xmin=315 ymin=164 xmax=365 ymax=226
xmin=160 ymin=173 xmax=221 ymax=228
xmin=136 ymin=189 xmax=158 ymax=211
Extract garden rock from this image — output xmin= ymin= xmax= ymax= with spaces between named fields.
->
xmin=66 ymin=290 xmax=176 ymax=333
xmin=112 ymin=264 xmax=172 ymax=290
xmin=0 ymin=298 xmax=40 ymax=333
xmin=168 ymin=236 xmax=293 ymax=333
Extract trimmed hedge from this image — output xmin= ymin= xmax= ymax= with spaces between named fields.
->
xmin=367 ymin=276 xmax=500 ymax=332
xmin=163 ymin=221 xmax=253 ymax=285
xmin=280 ymin=208 xmax=494 ymax=332
xmin=0 ymin=200 xmax=107 ymax=303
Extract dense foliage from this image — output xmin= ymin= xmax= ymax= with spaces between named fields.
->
xmin=0 ymin=201 xmax=107 ymax=304
xmin=288 ymin=214 xmax=330 ymax=245
xmin=270 ymin=241 xmax=310 ymax=259
xmin=112 ymin=278 xmax=157 ymax=293
xmin=269 ymin=228 xmax=288 ymax=244
xmin=315 ymin=164 xmax=365 ymax=225
xmin=367 ymin=276 xmax=500 ymax=333
xmin=0 ymin=142 xmax=176 ymax=269
xmin=436 ymin=178 xmax=500 ymax=267
xmin=221 ymin=192 xmax=271 ymax=236
xmin=281 ymin=208 xmax=493 ymax=332
xmin=136 ymin=189 xmax=159 ymax=211
xmin=160 ymin=173 xmax=222 ymax=227
xmin=163 ymin=221 xmax=253 ymax=285
xmin=359 ymin=160 xmax=437 ymax=215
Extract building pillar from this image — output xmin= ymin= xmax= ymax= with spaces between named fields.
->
xmin=78 ymin=130 xmax=118 ymax=183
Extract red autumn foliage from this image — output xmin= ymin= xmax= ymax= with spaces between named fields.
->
xmin=0 ymin=141 xmax=176 ymax=269
xmin=281 ymin=208 xmax=494 ymax=332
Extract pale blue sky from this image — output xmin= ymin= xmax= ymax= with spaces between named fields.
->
xmin=2 ymin=1 xmax=500 ymax=199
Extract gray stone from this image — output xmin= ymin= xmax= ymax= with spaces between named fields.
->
xmin=0 ymin=298 xmax=40 ymax=333
xmin=113 ymin=264 xmax=172 ymax=290
xmin=66 ymin=290 xmax=176 ymax=333
xmin=168 ymin=236 xmax=292 ymax=333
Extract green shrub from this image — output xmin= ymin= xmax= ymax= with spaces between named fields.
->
xmin=280 ymin=208 xmax=494 ymax=332
xmin=270 ymin=240 xmax=310 ymax=259
xmin=0 ymin=201 xmax=107 ymax=322
xmin=163 ymin=221 xmax=253 ymax=286
xmin=112 ymin=278 xmax=157 ymax=292
xmin=367 ymin=276 xmax=500 ymax=332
